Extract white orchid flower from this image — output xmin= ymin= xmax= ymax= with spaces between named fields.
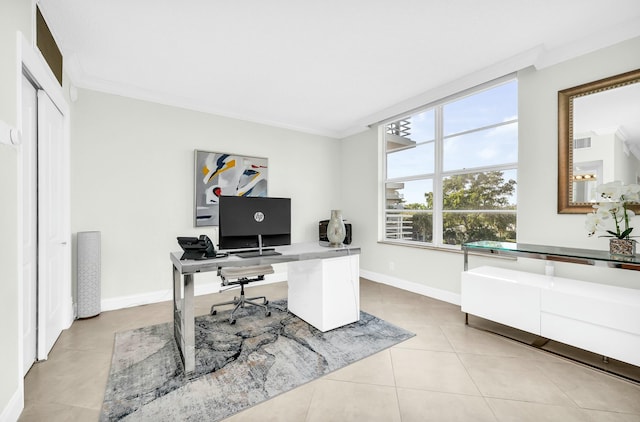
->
xmin=596 ymin=181 xmax=624 ymax=201
xmin=593 ymin=202 xmax=615 ymax=219
xmin=586 ymin=181 xmax=638 ymax=240
xmin=585 ymin=212 xmax=606 ymax=236
xmin=621 ymin=183 xmax=640 ymax=203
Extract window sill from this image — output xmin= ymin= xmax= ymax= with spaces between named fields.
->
xmin=377 ymin=240 xmax=517 ymax=261
xmin=378 ymin=239 xmax=464 ymax=254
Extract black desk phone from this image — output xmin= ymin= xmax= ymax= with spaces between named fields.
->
xmin=177 ymin=235 xmax=218 ymax=260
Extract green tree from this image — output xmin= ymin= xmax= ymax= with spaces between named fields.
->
xmin=405 ymin=171 xmax=516 ymax=245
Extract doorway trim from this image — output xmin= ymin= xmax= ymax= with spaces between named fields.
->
xmin=17 ymin=29 xmax=73 ymax=381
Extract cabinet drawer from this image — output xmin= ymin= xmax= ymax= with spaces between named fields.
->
xmin=542 ymin=289 xmax=640 ymax=336
xmin=541 ymin=312 xmax=640 ymax=366
xmin=462 ymin=268 xmax=542 ymax=335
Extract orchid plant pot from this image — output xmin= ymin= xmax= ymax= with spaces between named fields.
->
xmin=609 ymin=238 xmax=636 ymax=257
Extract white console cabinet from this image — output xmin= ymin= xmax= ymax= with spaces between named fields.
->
xmin=462 ymin=265 xmax=640 ymax=367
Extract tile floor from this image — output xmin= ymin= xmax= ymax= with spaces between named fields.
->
xmin=19 ymin=279 xmax=640 ymax=421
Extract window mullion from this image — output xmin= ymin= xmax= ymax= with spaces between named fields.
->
xmin=433 ymin=105 xmax=444 ymax=247
xmin=443 ymin=118 xmax=517 ymax=140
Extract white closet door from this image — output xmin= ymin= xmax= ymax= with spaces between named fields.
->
xmin=37 ymin=90 xmax=71 ymax=359
xmin=22 ymin=75 xmax=38 ymax=374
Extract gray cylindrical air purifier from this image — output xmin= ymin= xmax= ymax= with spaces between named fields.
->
xmin=77 ymin=231 xmax=101 ymax=318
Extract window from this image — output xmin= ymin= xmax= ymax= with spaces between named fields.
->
xmin=383 ymin=77 xmax=518 ymax=248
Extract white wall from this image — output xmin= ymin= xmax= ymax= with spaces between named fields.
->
xmin=341 ymin=36 xmax=640 ymax=300
xmin=517 ymin=35 xmax=640 ymax=288
xmin=0 ymin=147 xmax=20 ymax=419
xmin=70 ymin=89 xmax=342 ymax=303
xmin=0 ymin=0 xmax=31 ymax=419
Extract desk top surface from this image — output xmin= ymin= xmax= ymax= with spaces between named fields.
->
xmin=171 ymin=242 xmax=360 ymax=274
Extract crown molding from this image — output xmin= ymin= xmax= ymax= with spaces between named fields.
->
xmin=355 ymin=46 xmax=543 ymax=131
xmin=534 ymin=16 xmax=640 ymax=69
xmin=65 ymin=59 xmax=343 ymax=139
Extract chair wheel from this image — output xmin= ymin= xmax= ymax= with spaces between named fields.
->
xmin=266 ymin=311 xmax=271 ymax=317
xmin=230 ymin=319 xmax=236 ymax=325
xmin=264 ymin=300 xmax=269 ymax=305
xmin=211 ymin=309 xmax=217 ymax=315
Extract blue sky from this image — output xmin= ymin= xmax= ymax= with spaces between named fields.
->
xmin=387 ymin=80 xmax=518 ymax=207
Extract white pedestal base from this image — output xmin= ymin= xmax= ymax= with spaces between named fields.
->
xmin=287 ymin=254 xmax=360 ymax=332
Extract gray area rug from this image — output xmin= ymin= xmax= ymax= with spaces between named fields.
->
xmin=100 ymin=299 xmax=414 ymax=421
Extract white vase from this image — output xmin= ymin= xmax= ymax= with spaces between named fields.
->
xmin=327 ymin=210 xmax=346 ymax=247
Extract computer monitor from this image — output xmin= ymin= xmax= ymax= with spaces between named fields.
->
xmin=218 ymin=196 xmax=291 ymax=257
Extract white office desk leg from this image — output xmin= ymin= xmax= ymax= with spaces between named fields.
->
xmin=173 ymin=265 xmax=195 ymax=373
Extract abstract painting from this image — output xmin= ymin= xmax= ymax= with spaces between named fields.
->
xmin=194 ymin=150 xmax=268 ymax=226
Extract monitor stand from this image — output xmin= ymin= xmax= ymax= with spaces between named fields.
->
xmin=234 ymin=234 xmax=282 ymax=258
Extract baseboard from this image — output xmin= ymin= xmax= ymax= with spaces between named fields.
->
xmin=359 ymin=269 xmax=461 ymax=306
xmin=100 ymin=289 xmax=174 ymax=312
xmin=94 ymin=268 xmax=458 ymax=313
xmin=0 ymin=386 xmax=23 ymax=422
xmin=99 ymin=271 xmax=288 ymax=312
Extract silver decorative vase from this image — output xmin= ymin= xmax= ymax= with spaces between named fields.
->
xmin=327 ymin=210 xmax=346 ymax=247
xmin=609 ymin=238 xmax=636 ymax=256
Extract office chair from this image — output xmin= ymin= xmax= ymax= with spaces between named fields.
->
xmin=210 ymin=264 xmax=274 ymax=324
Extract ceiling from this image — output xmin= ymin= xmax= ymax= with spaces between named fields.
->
xmin=38 ymin=0 xmax=640 ymax=138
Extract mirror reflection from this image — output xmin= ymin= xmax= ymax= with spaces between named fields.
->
xmin=572 ymin=83 xmax=640 ymax=203
xmin=557 ymin=68 xmax=640 ymax=213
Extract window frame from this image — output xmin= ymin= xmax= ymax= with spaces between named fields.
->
xmin=381 ymin=75 xmax=518 ymax=249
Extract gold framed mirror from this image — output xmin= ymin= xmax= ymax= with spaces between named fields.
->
xmin=558 ymin=68 xmax=640 ymax=214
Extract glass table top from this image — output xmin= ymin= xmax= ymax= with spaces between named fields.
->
xmin=463 ymin=241 xmax=640 ymax=267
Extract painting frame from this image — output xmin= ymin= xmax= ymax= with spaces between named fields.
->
xmin=194 ymin=150 xmax=269 ymax=227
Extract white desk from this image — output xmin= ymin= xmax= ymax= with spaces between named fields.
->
xmin=170 ymin=242 xmax=361 ymax=373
